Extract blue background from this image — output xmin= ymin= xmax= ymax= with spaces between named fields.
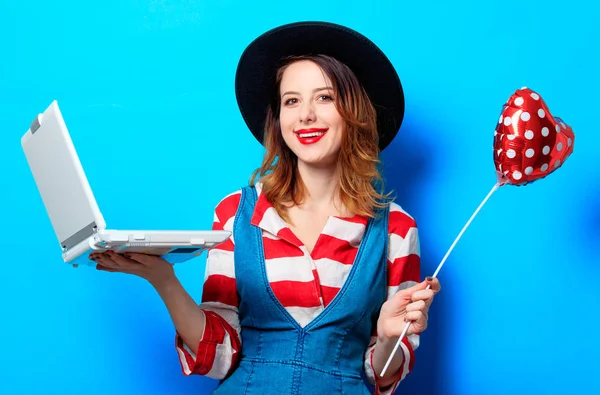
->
xmin=1 ymin=1 xmax=598 ymax=394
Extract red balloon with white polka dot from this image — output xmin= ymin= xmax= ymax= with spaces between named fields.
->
xmin=493 ymin=87 xmax=575 ymax=186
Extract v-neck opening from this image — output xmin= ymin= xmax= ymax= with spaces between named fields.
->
xmin=246 ymin=185 xmax=378 ymax=331
xmin=249 ymin=184 xmax=367 ymax=257
xmin=302 ymin=214 xmax=376 ymax=331
xmin=282 ymin=216 xmax=329 ymax=259
xmin=256 ymin=210 xmax=377 ymax=333
xmin=279 ymin=213 xmax=368 ymax=260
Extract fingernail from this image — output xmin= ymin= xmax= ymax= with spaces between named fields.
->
xmin=426 ymin=276 xmax=434 ymax=282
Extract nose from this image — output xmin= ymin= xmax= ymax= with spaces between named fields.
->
xmin=299 ymin=101 xmax=315 ymax=124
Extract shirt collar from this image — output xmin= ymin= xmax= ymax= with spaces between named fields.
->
xmin=249 ymin=182 xmax=369 ymax=248
xmin=250 ymin=183 xmax=303 ymax=247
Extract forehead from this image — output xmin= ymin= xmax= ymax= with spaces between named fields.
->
xmin=280 ymin=60 xmax=332 ymax=90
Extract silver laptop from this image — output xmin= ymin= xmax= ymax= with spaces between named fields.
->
xmin=21 ymin=100 xmax=231 ymax=267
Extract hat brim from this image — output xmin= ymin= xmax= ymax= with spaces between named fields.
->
xmin=234 ymin=21 xmax=405 ymax=151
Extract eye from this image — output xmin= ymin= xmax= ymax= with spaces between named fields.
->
xmin=283 ymin=98 xmax=298 ymax=106
xmin=317 ymin=94 xmax=334 ymax=102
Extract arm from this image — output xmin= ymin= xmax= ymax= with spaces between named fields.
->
xmin=89 ymin=191 xmax=243 ymax=379
xmin=363 ymin=203 xmax=421 ymax=394
xmin=173 ymin=191 xmax=243 ymax=379
xmin=153 ymin=277 xmax=207 ymax=362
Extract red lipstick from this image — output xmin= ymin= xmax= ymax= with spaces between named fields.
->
xmin=294 ymin=128 xmax=328 ymax=145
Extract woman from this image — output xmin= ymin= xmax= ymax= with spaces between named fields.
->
xmin=90 ymin=21 xmax=441 ymax=394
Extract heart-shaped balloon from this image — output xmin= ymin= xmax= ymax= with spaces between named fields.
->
xmin=381 ymin=87 xmax=576 ymax=375
xmin=493 ymin=87 xmax=575 ymax=186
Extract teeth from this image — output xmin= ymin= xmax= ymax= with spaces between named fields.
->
xmin=298 ymin=132 xmax=325 ymax=138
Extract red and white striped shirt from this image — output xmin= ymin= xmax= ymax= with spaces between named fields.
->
xmin=175 ymin=183 xmax=421 ymax=394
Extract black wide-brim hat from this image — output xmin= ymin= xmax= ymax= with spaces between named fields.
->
xmin=235 ymin=21 xmax=405 ymax=151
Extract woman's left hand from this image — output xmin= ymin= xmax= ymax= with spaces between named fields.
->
xmin=377 ymin=277 xmax=441 ymax=340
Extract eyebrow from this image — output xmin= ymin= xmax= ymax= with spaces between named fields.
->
xmin=281 ymin=86 xmax=333 ymax=97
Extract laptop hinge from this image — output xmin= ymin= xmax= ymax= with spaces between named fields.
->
xmin=61 ymin=221 xmax=99 ymax=251
xmin=30 ymin=114 xmax=42 ymax=134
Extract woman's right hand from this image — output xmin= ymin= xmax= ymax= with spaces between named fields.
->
xmin=89 ymin=250 xmax=209 ymax=359
xmin=89 ymin=250 xmax=176 ymax=289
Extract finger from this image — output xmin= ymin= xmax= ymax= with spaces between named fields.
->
xmin=426 ymin=276 xmax=441 ymax=293
xmin=93 ymin=255 xmax=118 ymax=268
xmin=105 ymin=251 xmax=143 ymax=267
xmin=89 ymin=252 xmax=107 ymax=263
xmin=405 ymin=300 xmax=426 ymax=313
xmin=408 ymin=314 xmax=428 ymax=334
xmin=94 ymin=256 xmax=136 ymax=274
xmin=108 ymin=252 xmax=153 ymax=275
xmin=124 ymin=252 xmax=163 ymax=265
xmin=405 ymin=310 xmax=427 ymax=323
xmin=93 ymin=253 xmax=128 ymax=268
xmin=96 ymin=265 xmax=120 ymax=272
xmin=395 ymin=280 xmax=429 ymax=300
xmin=411 ymin=288 xmax=435 ymax=303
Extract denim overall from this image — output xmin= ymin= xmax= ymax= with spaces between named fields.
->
xmin=213 ymin=186 xmax=389 ymax=394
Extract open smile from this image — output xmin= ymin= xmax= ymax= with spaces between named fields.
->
xmin=294 ymin=128 xmax=328 ymax=145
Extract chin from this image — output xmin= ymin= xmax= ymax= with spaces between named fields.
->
xmin=296 ymin=153 xmax=338 ymax=168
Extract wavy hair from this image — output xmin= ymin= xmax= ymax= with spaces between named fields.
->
xmin=250 ymin=54 xmax=392 ymax=222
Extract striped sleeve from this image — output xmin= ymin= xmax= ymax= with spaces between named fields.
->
xmin=175 ymin=190 xmax=243 ymax=379
xmin=363 ymin=202 xmax=421 ymax=394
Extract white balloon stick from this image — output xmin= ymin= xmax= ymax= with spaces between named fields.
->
xmin=380 ymin=182 xmax=500 ymax=377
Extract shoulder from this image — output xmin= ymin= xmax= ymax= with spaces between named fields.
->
xmin=386 ymin=201 xmax=420 ymax=259
xmin=212 ymin=189 xmax=243 ymax=229
xmin=387 ymin=201 xmax=418 ymax=238
xmin=212 ymin=185 xmax=262 ymax=227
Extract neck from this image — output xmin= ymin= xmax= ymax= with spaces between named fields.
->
xmin=296 ymin=160 xmax=340 ymax=211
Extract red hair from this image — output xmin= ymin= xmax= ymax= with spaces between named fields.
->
xmin=250 ymin=54 xmax=391 ymax=222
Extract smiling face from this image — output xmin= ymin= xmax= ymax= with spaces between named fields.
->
xmin=252 ymin=54 xmax=384 ymax=220
xmin=278 ymin=60 xmax=345 ymax=169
